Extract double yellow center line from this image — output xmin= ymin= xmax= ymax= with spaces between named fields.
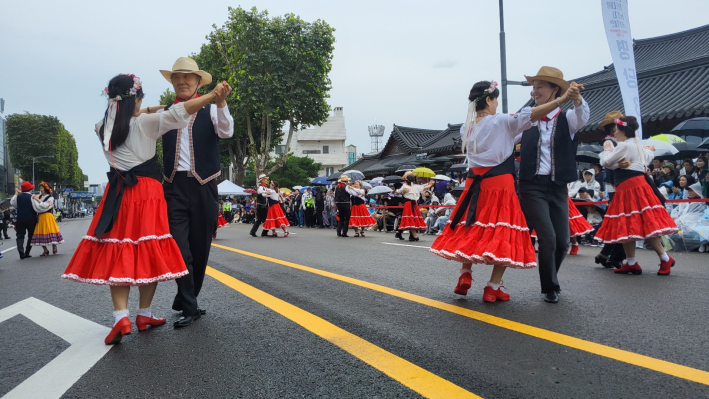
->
xmin=209 ymin=242 xmax=709 ymax=396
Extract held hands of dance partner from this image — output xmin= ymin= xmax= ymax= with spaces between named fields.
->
xmin=529 ymin=81 xmax=584 ymax=122
xmin=138 ymin=81 xmax=233 ymax=115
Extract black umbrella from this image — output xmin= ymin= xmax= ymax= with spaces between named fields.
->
xmin=672 ymin=142 xmax=702 ymax=159
xmin=670 ymin=117 xmax=709 ymax=139
xmin=394 ymin=165 xmax=417 ymax=176
xmin=576 ymin=151 xmax=600 ymax=163
xmin=450 ymin=163 xmax=468 ymax=172
xmin=326 ymin=172 xmax=343 ymax=181
xmin=697 ymin=137 xmax=709 ymax=150
xmin=577 ymin=144 xmax=603 ymax=153
xmin=451 ymin=183 xmax=465 ymax=194
xmin=381 ymin=175 xmax=404 ymax=184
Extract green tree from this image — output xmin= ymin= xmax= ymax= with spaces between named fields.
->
xmin=244 ymin=154 xmax=322 ymax=189
xmin=193 ymin=6 xmax=335 ymax=185
xmin=6 ymin=113 xmax=85 ymax=189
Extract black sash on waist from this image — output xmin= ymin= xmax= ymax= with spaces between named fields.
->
xmin=450 ymin=155 xmax=515 ymax=230
xmin=94 ymin=156 xmax=162 ymax=239
xmin=614 ymin=169 xmax=665 ymax=205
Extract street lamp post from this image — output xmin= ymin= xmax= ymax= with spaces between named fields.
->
xmin=498 ymin=0 xmax=530 ymax=113
xmin=32 ymin=155 xmax=54 ymax=191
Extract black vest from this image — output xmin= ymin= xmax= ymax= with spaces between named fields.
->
xmin=162 ymin=104 xmax=221 ymax=184
xmin=16 ymin=193 xmax=37 ymax=224
xmin=335 ymin=184 xmax=351 ymax=204
xmin=352 ymin=196 xmax=365 ymax=206
xmin=256 ymin=185 xmax=268 ymax=207
xmin=519 ymin=112 xmax=578 ymax=184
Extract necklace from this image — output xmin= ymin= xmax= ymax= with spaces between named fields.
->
xmin=476 ymin=112 xmax=491 ymax=118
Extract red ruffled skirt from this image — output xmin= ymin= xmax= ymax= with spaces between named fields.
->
xmin=217 ymin=212 xmax=228 ymax=228
xmin=430 ymin=169 xmax=537 ymax=268
xmin=350 ymin=204 xmax=376 ymax=227
xmin=62 ymin=177 xmax=188 ymax=286
xmin=263 ymin=204 xmax=289 ymax=230
xmin=398 ymin=200 xmax=427 ymax=231
xmin=595 ymin=176 xmax=678 ymax=243
xmin=568 ymin=197 xmax=594 ymax=237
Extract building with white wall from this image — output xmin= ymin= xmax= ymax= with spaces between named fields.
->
xmin=273 ymin=107 xmax=348 ymax=177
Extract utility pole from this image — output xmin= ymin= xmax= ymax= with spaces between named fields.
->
xmin=499 ymin=0 xmax=530 ymax=113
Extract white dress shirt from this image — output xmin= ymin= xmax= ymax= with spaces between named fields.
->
xmin=95 ymin=103 xmax=191 ymax=170
xmin=533 ymin=99 xmax=590 ymax=175
xmin=463 ymin=108 xmax=533 ymax=168
xmin=599 ymin=137 xmax=654 ymax=172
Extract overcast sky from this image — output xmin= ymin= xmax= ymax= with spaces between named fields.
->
xmin=1 ymin=0 xmax=707 ymax=183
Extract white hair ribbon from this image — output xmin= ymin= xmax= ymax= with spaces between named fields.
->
xmin=103 ymin=96 xmax=121 ymax=151
xmin=462 ymin=100 xmax=478 ymax=155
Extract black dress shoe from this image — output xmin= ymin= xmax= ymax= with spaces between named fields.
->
xmin=24 ymin=254 xmax=32 ymax=258
xmin=342 ymin=234 xmax=350 ymax=238
xmin=607 ymin=258 xmax=624 ymax=269
xmin=594 ymin=254 xmax=610 ymax=268
xmin=543 ymin=291 xmax=559 ymax=303
xmin=250 ymin=232 xmax=257 ymax=237
xmin=174 ymin=313 xmax=201 ymax=328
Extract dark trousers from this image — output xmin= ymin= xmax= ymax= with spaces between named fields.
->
xmin=519 ymin=178 xmax=570 ymax=294
xmin=0 ymin=222 xmax=9 ymax=239
xmin=599 ymin=192 xmax=626 ymax=262
xmin=250 ymin=206 xmax=269 ymax=236
xmin=337 ymin=204 xmax=351 ymax=236
xmin=15 ymin=222 xmax=36 ymax=257
xmin=315 ymin=207 xmax=324 ymax=226
xmin=304 ymin=208 xmax=314 ymax=227
xmin=164 ymin=174 xmax=218 ymax=317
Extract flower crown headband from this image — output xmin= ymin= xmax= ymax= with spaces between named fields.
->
xmin=101 ymin=73 xmax=142 ymax=151
xmin=102 ymin=73 xmax=142 ymax=100
xmin=613 ymin=118 xmax=627 ymax=127
xmin=463 ymin=80 xmax=498 ymax=155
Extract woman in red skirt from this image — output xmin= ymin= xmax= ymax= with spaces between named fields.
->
xmin=349 ymin=180 xmax=376 ymax=237
xmin=594 ymin=116 xmax=678 ymax=275
xmin=62 ymin=74 xmax=225 ymax=344
xmin=262 ymin=180 xmax=290 ymax=237
xmin=431 ymin=80 xmax=575 ymax=302
xmin=395 ymin=172 xmax=434 ymax=242
xmin=568 ymin=197 xmax=594 ymax=255
xmin=213 ymin=211 xmax=228 ymax=239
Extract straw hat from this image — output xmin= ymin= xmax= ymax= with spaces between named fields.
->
xmin=525 ymin=66 xmax=570 ymax=93
xmin=258 ymin=174 xmax=269 ymax=181
xmin=338 ymin=175 xmax=351 ymax=183
xmin=599 ymin=110 xmax=624 ymax=128
xmin=160 ymin=57 xmax=212 ymax=86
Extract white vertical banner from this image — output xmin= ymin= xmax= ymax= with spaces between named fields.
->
xmin=601 ymin=0 xmax=642 ymax=137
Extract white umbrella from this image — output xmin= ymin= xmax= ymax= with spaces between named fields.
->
xmin=432 ymin=174 xmax=451 ymax=181
xmin=367 ymin=186 xmax=392 ymax=195
xmin=293 ymin=185 xmax=303 ymax=190
xmin=370 ymin=177 xmax=384 ymax=184
xmin=362 ymin=182 xmax=372 ymax=189
xmin=643 ymin=139 xmax=679 ymax=157
xmin=343 ymin=170 xmax=365 ymax=181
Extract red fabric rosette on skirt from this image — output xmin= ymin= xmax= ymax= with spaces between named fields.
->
xmin=62 ymin=177 xmax=188 ymax=286
xmin=594 ymin=176 xmax=677 ymax=243
xmin=398 ymin=200 xmax=427 ymax=231
xmin=263 ymin=203 xmax=290 ymax=230
xmin=568 ymin=197 xmax=594 ymax=237
xmin=430 ymin=168 xmax=537 ymax=268
xmin=349 ymin=204 xmax=376 ymax=228
xmin=217 ymin=212 xmax=228 ymax=228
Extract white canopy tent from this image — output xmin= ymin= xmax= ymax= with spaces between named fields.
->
xmin=217 ymin=180 xmax=249 ymax=196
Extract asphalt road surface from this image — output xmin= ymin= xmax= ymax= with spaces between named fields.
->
xmin=2 ymin=218 xmax=709 ymax=398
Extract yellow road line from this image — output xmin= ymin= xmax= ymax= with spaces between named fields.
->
xmin=205 ymin=266 xmax=480 ymax=399
xmin=212 ymin=243 xmax=709 ymax=386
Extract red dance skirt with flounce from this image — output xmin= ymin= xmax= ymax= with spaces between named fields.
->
xmin=263 ymin=203 xmax=290 ymax=230
xmin=568 ymin=197 xmax=594 ymax=237
xmin=349 ymin=203 xmax=376 ymax=227
xmin=430 ymin=169 xmax=537 ymax=268
xmin=398 ymin=200 xmax=427 ymax=231
xmin=594 ymin=176 xmax=678 ymax=243
xmin=217 ymin=212 xmax=228 ymax=228
xmin=62 ymin=177 xmax=188 ymax=286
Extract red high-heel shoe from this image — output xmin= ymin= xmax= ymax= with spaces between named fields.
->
xmin=569 ymin=244 xmax=579 ymax=255
xmin=483 ymin=285 xmax=511 ymax=303
xmin=454 ymin=272 xmax=472 ymax=295
xmin=105 ymin=317 xmax=132 ymax=345
xmin=136 ymin=315 xmax=167 ymax=331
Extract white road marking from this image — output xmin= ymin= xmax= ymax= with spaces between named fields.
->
xmin=381 ymin=242 xmax=431 ymax=249
xmin=0 ymin=297 xmax=111 ymax=399
xmin=1 ymin=246 xmax=17 ymax=254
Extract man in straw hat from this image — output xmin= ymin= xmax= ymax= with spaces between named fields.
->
xmin=593 ymin=110 xmax=628 ymax=269
xmin=11 ymin=181 xmax=39 ymax=259
xmin=334 ymin=175 xmax=353 ymax=237
xmin=250 ymin=174 xmax=271 ymax=237
xmin=160 ymin=57 xmax=234 ymax=328
xmin=517 ymin=66 xmax=590 ymax=303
